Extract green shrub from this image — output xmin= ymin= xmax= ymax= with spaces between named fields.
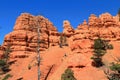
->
xmin=108 ymin=74 xmax=120 ymax=80
xmin=107 ymin=44 xmax=114 ymax=49
xmin=94 ymin=38 xmax=106 ymax=50
xmin=0 ymin=60 xmax=9 ymax=73
xmin=59 ymin=34 xmax=68 ymax=48
xmin=91 ymin=38 xmax=106 ymax=67
xmin=0 ymin=60 xmax=6 ymax=67
xmin=61 ymin=68 xmax=76 ymax=80
xmin=2 ymin=74 xmax=12 ymax=80
xmin=106 ymin=63 xmax=120 ymax=80
xmin=93 ymin=49 xmax=106 ymax=56
xmin=110 ymin=63 xmax=120 ymax=73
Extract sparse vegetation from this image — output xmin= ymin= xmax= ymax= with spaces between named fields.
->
xmin=105 ymin=63 xmax=120 ymax=80
xmin=110 ymin=63 xmax=120 ymax=73
xmin=91 ymin=38 xmax=106 ymax=67
xmin=91 ymin=38 xmax=113 ymax=67
xmin=2 ymin=74 xmax=12 ymax=80
xmin=61 ymin=68 xmax=76 ymax=80
xmin=0 ymin=43 xmax=12 ymax=74
xmin=107 ymin=44 xmax=114 ymax=49
xmin=0 ymin=59 xmax=9 ymax=73
xmin=0 ymin=60 xmax=6 ymax=67
xmin=118 ymin=8 xmax=120 ymax=21
xmin=2 ymin=43 xmax=12 ymax=63
xmin=59 ymin=33 xmax=68 ymax=48
xmin=60 ymin=34 xmax=63 ymax=48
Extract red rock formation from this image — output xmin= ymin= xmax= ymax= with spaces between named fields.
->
xmin=88 ymin=14 xmax=103 ymax=27
xmin=63 ymin=20 xmax=74 ymax=37
xmin=70 ymin=13 xmax=120 ymax=53
xmin=1 ymin=12 xmax=120 ymax=80
xmin=2 ymin=13 xmax=59 ymax=58
xmin=3 ymin=12 xmax=120 ymax=54
xmin=0 ymin=45 xmax=4 ymax=59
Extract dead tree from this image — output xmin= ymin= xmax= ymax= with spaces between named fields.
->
xmin=29 ymin=17 xmax=42 ymax=80
xmin=118 ymin=8 xmax=120 ymax=21
xmin=36 ymin=18 xmax=41 ymax=80
xmin=44 ymin=65 xmax=54 ymax=80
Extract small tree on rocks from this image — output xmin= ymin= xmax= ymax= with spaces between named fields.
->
xmin=61 ymin=68 xmax=76 ymax=80
xmin=91 ymin=38 xmax=106 ymax=67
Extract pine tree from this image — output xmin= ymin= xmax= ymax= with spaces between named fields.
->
xmin=0 ymin=43 xmax=12 ymax=73
xmin=91 ymin=38 xmax=106 ymax=67
xmin=3 ymin=43 xmax=12 ymax=63
xmin=61 ymin=68 xmax=76 ymax=80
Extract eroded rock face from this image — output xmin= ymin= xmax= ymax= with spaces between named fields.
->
xmin=70 ymin=13 xmax=120 ymax=53
xmin=0 ymin=45 xmax=4 ymax=59
xmin=3 ymin=13 xmax=59 ymax=53
xmin=63 ymin=20 xmax=74 ymax=37
xmin=2 ymin=12 xmax=120 ymax=54
xmin=88 ymin=14 xmax=103 ymax=27
xmin=1 ymin=12 xmax=120 ymax=80
xmin=67 ymin=54 xmax=90 ymax=68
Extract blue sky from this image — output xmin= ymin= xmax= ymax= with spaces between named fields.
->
xmin=0 ymin=0 xmax=120 ymax=44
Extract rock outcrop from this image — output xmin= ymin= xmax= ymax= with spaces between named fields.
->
xmin=2 ymin=13 xmax=59 ymax=57
xmin=2 ymin=12 xmax=120 ymax=55
xmin=63 ymin=20 xmax=74 ymax=37
xmin=1 ymin=12 xmax=120 ymax=80
xmin=1 ymin=12 xmax=120 ymax=55
xmin=70 ymin=13 xmax=120 ymax=53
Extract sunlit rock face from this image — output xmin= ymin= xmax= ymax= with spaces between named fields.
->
xmin=1 ymin=12 xmax=120 ymax=80
xmin=70 ymin=13 xmax=120 ymax=52
xmin=3 ymin=13 xmax=59 ymax=53
xmin=2 ymin=12 xmax=120 ymax=54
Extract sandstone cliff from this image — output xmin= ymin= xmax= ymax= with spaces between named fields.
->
xmin=3 ymin=13 xmax=59 ymax=53
xmin=1 ymin=12 xmax=120 ymax=80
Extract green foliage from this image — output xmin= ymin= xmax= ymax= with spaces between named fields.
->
xmin=2 ymin=74 xmax=12 ymax=80
xmin=107 ymin=63 xmax=120 ymax=80
xmin=93 ymin=49 xmax=106 ymax=56
xmin=0 ymin=60 xmax=9 ymax=73
xmin=108 ymin=74 xmax=120 ymax=80
xmin=0 ymin=60 xmax=6 ymax=67
xmin=93 ymin=38 xmax=106 ymax=50
xmin=91 ymin=38 xmax=107 ymax=67
xmin=0 ymin=44 xmax=12 ymax=73
xmin=107 ymin=44 xmax=114 ymax=49
xmin=110 ymin=63 xmax=120 ymax=73
xmin=92 ymin=38 xmax=113 ymax=67
xmin=3 ymin=44 xmax=12 ymax=62
xmin=61 ymin=68 xmax=76 ymax=80
xmin=59 ymin=34 xmax=68 ymax=48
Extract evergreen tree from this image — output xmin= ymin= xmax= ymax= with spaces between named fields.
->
xmin=61 ymin=68 xmax=76 ymax=80
xmin=3 ymin=43 xmax=12 ymax=63
xmin=91 ymin=38 xmax=106 ymax=67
